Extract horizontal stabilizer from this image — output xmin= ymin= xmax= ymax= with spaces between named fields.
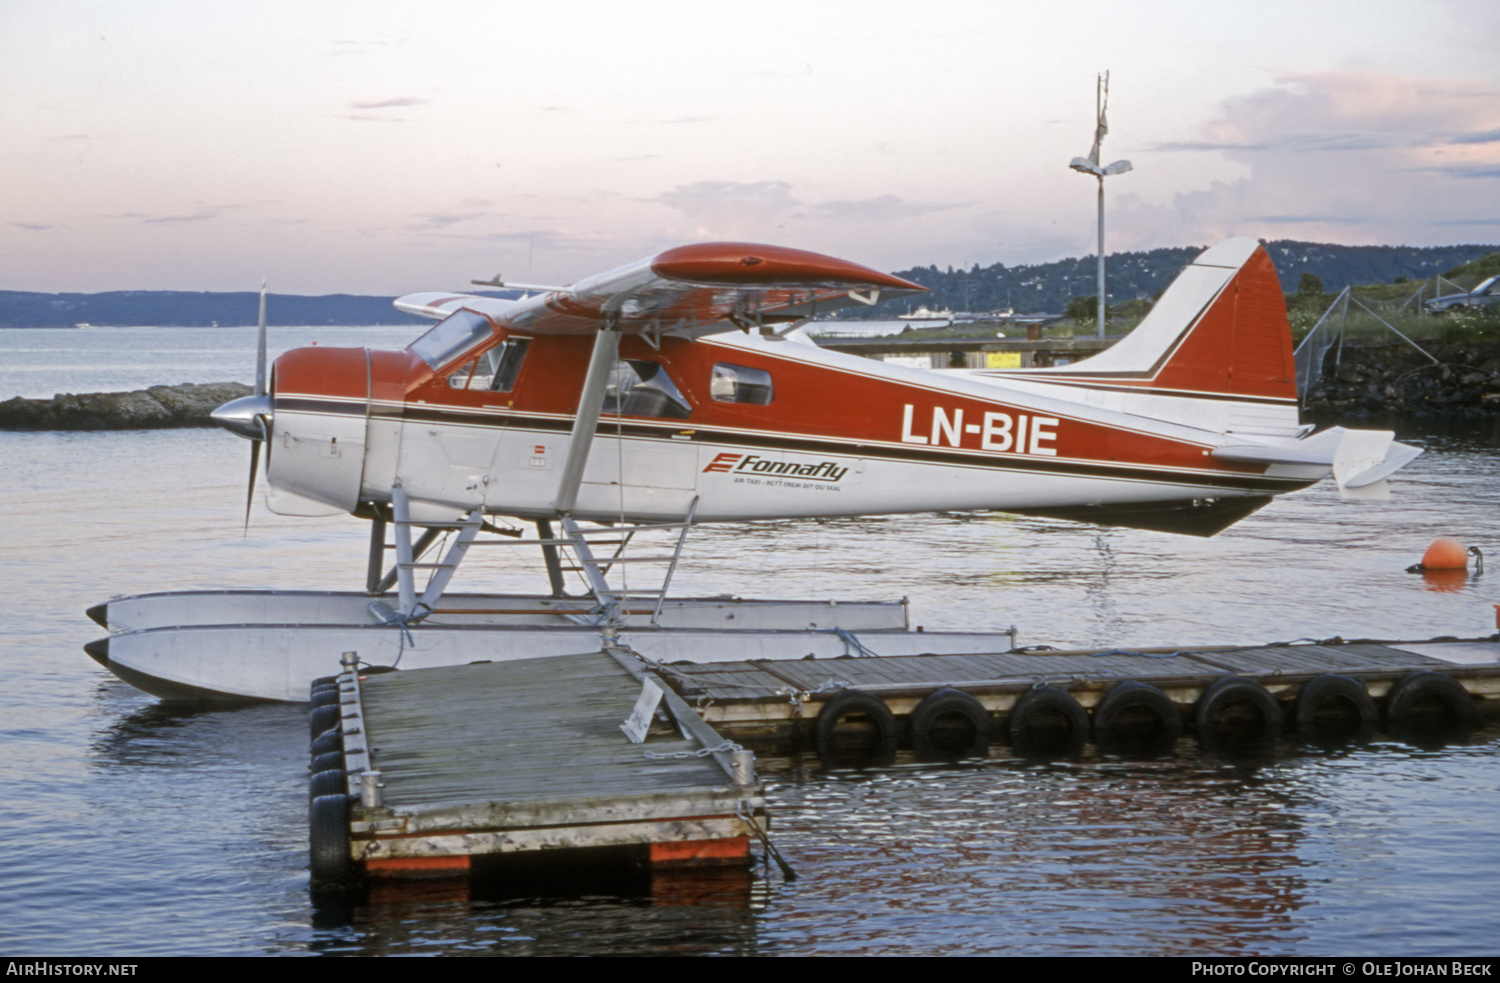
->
xmin=1338 ymin=438 xmax=1423 ymax=490
xmin=1212 ymin=428 xmax=1346 ymax=466
xmin=1214 ymin=427 xmax=1422 ymax=500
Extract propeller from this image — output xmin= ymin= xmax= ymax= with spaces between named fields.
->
xmin=210 ymin=281 xmax=273 ymax=534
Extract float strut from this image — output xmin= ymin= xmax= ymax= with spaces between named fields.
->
xmin=365 ymin=509 xmax=387 ymax=594
xmin=536 ymin=519 xmax=567 ymax=597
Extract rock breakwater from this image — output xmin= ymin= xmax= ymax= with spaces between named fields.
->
xmin=1303 ymin=340 xmax=1500 ymax=420
xmin=0 ymin=382 xmax=252 ymax=430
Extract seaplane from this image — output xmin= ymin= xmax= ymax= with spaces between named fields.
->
xmin=85 ymin=237 xmax=1421 ymax=702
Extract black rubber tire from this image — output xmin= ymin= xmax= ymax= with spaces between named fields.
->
xmin=309 ymin=768 xmax=347 ymax=800
xmin=1007 ymin=686 xmax=1089 ymax=757
xmin=1093 ymin=681 xmax=1182 ymax=752
xmin=310 ymin=750 xmax=344 ymax=776
xmin=310 ymin=685 xmax=340 ymax=709
xmin=1195 ymin=676 xmax=1284 ymax=746
xmin=309 ymin=793 xmax=352 ymax=895
xmin=814 ymin=690 xmax=898 ymax=767
xmin=1385 ymin=670 xmax=1478 ymax=735
xmin=310 ymin=728 xmax=342 ymax=757
xmin=909 ymin=687 xmax=991 ymax=758
xmin=309 ymin=703 xmax=342 ymax=740
xmin=311 ymin=675 xmax=339 ymax=691
xmin=1295 ymin=674 xmax=1377 ymax=743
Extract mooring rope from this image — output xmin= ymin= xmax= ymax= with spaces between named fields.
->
xmin=830 ymin=627 xmax=879 ymax=658
xmin=738 ymin=800 xmax=797 ymax=882
xmin=1085 ymin=647 xmax=1192 ymax=660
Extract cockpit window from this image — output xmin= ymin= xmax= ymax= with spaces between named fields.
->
xmin=409 ymin=309 xmax=493 ymax=369
xmin=603 ymin=360 xmax=692 ymax=419
xmin=447 ymin=338 xmax=531 ymax=392
xmin=710 ymin=363 xmax=774 ymax=404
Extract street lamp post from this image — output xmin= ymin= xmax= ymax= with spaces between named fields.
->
xmin=1069 ymin=71 xmax=1132 ymax=338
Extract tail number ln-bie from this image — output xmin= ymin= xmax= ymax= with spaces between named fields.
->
xmin=900 ymin=404 xmax=1059 ymax=456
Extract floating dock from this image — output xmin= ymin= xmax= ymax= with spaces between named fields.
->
xmin=665 ymin=636 xmax=1499 ymax=758
xmin=308 ymin=634 xmax=1498 ymax=894
xmin=308 ymin=647 xmax=767 ymax=895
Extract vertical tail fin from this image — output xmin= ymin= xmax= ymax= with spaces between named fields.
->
xmin=1039 ymin=238 xmax=1297 ymax=401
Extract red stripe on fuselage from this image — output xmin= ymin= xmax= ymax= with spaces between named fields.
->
xmin=392 ymin=331 xmax=1263 ymax=482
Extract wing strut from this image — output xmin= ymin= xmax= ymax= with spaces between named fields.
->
xmin=553 ymin=312 xmax=623 ymax=515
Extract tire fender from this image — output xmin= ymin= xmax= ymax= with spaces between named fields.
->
xmin=909 ymin=687 xmax=991 ymax=758
xmin=1294 ymin=673 xmax=1377 ymax=740
xmin=814 ymin=690 xmax=898 ymax=767
xmin=1007 ymin=685 xmax=1089 ymax=757
xmin=1195 ymin=676 xmax=1284 ymax=744
xmin=309 ymin=792 xmax=352 ymax=895
xmin=1093 ymin=680 xmax=1182 ymax=749
xmin=1385 ymin=670 xmax=1477 ymax=732
xmin=309 ymin=768 xmax=348 ymax=801
xmin=309 ymin=703 xmax=342 ymax=740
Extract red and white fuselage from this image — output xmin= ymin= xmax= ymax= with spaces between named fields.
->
xmin=255 ymin=238 xmax=1394 ymax=535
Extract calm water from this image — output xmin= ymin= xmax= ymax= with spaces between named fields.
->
xmin=2 ymin=327 xmax=1498 ymax=956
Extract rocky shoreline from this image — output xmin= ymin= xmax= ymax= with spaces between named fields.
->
xmin=1302 ymin=340 xmax=1500 ymax=420
xmin=0 ymin=382 xmax=252 ymax=430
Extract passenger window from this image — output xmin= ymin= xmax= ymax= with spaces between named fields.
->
xmin=710 ymin=363 xmax=774 ymax=404
xmin=603 ymin=360 xmax=692 ymax=419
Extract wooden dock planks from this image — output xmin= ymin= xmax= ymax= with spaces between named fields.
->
xmin=343 ymin=651 xmax=763 ymax=868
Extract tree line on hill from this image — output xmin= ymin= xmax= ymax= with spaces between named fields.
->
xmin=2 ymin=241 xmax=1495 ymax=327
xmin=866 ymin=240 xmax=1499 ymax=319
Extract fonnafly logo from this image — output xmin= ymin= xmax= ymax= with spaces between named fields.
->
xmin=703 ymin=452 xmax=850 ymax=482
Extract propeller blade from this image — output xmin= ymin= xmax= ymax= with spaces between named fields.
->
xmin=255 ymin=280 xmax=268 ymax=398
xmin=243 ymin=436 xmax=261 ymax=537
xmin=243 ymin=283 xmax=269 ymax=536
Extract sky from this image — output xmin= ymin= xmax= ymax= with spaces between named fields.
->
xmin=4 ymin=0 xmax=1499 ymax=295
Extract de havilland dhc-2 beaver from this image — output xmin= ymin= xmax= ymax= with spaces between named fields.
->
xmin=86 ymin=238 xmax=1422 ymax=701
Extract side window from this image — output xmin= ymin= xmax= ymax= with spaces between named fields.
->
xmin=603 ymin=360 xmax=692 ymax=419
xmin=710 ymin=363 xmax=774 ymax=405
xmin=447 ymin=338 xmax=531 ymax=391
xmin=488 ymin=338 xmax=530 ymax=392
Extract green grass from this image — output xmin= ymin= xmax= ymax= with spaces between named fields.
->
xmin=1446 ymin=252 xmax=1500 ymax=279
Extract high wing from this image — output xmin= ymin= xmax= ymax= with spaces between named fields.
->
xmin=394 ymin=241 xmax=926 ymax=338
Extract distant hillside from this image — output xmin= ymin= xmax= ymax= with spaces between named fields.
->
xmin=0 ymin=290 xmax=413 ymax=328
xmin=4 ymin=241 xmax=1497 ymax=326
xmin=867 ymin=240 xmax=1500 ymax=318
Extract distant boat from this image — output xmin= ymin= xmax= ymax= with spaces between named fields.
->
xmin=898 ymin=306 xmax=954 ymax=327
xmin=73 ymin=322 xmax=93 ymax=329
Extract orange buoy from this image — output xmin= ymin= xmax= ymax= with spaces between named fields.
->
xmin=1421 ymin=538 xmax=1470 ymax=570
